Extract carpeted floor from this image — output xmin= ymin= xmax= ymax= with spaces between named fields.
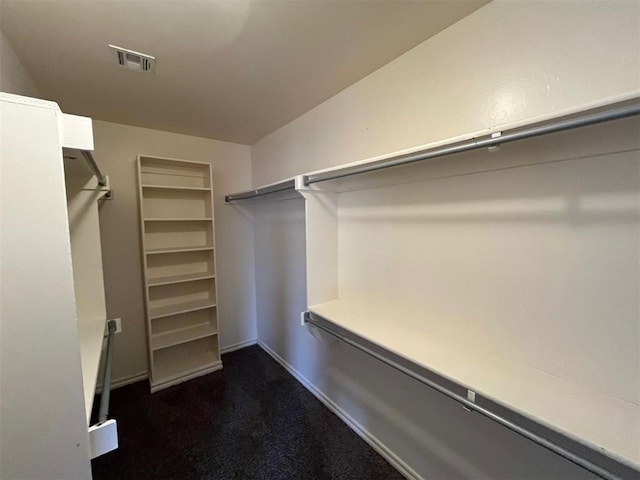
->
xmin=91 ymin=345 xmax=404 ymax=480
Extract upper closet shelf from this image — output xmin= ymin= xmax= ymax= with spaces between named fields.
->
xmin=301 ymin=101 xmax=639 ymax=189
xmin=138 ymin=155 xmax=212 ymax=189
xmin=57 ymin=109 xmax=110 ymax=195
xmin=225 ymin=178 xmax=298 ymax=203
xmin=224 ymin=98 xmax=639 ymax=202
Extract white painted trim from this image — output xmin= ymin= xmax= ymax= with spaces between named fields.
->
xmin=257 ymin=340 xmax=422 ymax=480
xmin=150 ymin=362 xmax=222 ymax=393
xmin=96 ymin=371 xmax=149 ymax=393
xmin=96 ymin=337 xmax=259 ymax=394
xmin=61 ymin=113 xmax=94 ymax=150
xmin=220 ymin=338 xmax=257 ymax=354
xmin=88 ymin=419 xmax=118 ymax=459
xmin=0 ymin=91 xmax=60 ymax=111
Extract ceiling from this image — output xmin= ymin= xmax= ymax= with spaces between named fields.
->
xmin=1 ymin=0 xmax=487 ymax=145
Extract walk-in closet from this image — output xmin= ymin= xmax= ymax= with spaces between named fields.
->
xmin=1 ymin=1 xmax=638 ymax=479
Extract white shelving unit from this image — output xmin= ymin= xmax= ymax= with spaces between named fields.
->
xmin=137 ymin=155 xmax=222 ymax=392
xmin=225 ymin=99 xmax=640 ymax=478
xmin=1 ymin=92 xmax=116 ymax=478
xmin=300 ymin=113 xmax=640 ymax=472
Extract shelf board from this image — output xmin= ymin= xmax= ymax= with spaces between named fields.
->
xmin=148 ymin=272 xmax=215 ymax=287
xmin=149 ymin=298 xmax=216 ymax=320
xmin=152 ymin=350 xmax=221 ymax=389
xmin=146 ymin=246 xmax=214 ymax=255
xmin=308 ymin=299 xmax=640 ymax=468
xmin=142 ymin=184 xmax=211 ymax=192
xmin=144 ymin=217 xmax=213 ymax=222
xmin=151 ymin=323 xmax=217 ymax=351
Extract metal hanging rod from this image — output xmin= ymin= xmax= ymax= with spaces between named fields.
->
xmin=303 ymin=102 xmax=640 ymax=186
xmin=304 ymin=311 xmax=635 ymax=480
xmin=97 ymin=319 xmax=117 ymax=424
xmin=80 ymin=150 xmax=107 ymax=187
xmin=225 ymin=179 xmax=296 ymax=203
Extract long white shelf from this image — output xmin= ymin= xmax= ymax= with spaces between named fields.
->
xmin=149 ymin=298 xmax=216 ymax=320
xmin=146 ymin=246 xmax=214 ymax=255
xmin=141 ymin=184 xmax=211 ymax=192
xmin=144 ymin=217 xmax=213 ymax=222
xmin=151 ymin=323 xmax=217 ymax=351
xmin=148 ymin=272 xmax=215 ymax=287
xmin=77 ymin=317 xmax=107 ymax=425
xmin=308 ymin=298 xmax=640 ymax=469
xmin=152 ymin=351 xmax=221 ymax=390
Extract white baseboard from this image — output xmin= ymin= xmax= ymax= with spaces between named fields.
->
xmin=257 ymin=340 xmax=422 ymax=480
xmin=96 ymin=339 xmax=257 ymax=394
xmin=96 ymin=371 xmax=148 ymax=393
xmin=220 ymin=337 xmax=257 ymax=354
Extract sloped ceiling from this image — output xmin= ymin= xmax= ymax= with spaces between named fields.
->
xmin=1 ymin=0 xmax=487 ymax=144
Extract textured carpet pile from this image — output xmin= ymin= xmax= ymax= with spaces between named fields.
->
xmin=91 ymin=345 xmax=403 ymax=479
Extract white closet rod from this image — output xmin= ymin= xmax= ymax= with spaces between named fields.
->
xmin=304 ymin=312 xmax=636 ymax=480
xmin=303 ymin=102 xmax=640 ymax=186
xmin=225 ymin=179 xmax=296 ymax=203
xmin=225 ymin=101 xmax=640 ymax=203
xmin=80 ymin=150 xmax=107 ymax=187
xmin=97 ymin=319 xmax=116 ymax=424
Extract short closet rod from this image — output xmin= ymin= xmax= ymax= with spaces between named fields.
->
xmin=304 ymin=312 xmax=627 ymax=480
xmin=303 ymin=102 xmax=640 ymax=186
xmin=98 ymin=319 xmax=117 ymax=424
xmin=80 ymin=150 xmax=107 ymax=187
xmin=225 ymin=179 xmax=296 ymax=203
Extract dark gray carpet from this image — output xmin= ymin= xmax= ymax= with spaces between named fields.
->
xmin=91 ymin=345 xmax=404 ymax=479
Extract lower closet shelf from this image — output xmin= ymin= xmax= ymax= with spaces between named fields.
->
xmin=151 ymin=324 xmax=217 ymax=350
xmin=149 ymin=299 xmax=216 ymax=319
xmin=152 ymin=343 xmax=222 ymax=391
xmin=307 ymin=299 xmax=640 ymax=469
xmin=148 ymin=272 xmax=215 ymax=287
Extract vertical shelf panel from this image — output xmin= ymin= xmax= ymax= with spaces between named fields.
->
xmin=137 ymin=155 xmax=222 ymax=392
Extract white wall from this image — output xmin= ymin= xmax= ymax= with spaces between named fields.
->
xmin=251 ymin=1 xmax=640 ymax=479
xmin=0 ymin=28 xmax=41 ymax=97
xmin=253 ymin=0 xmax=640 ymax=185
xmin=93 ymin=120 xmax=256 ymax=385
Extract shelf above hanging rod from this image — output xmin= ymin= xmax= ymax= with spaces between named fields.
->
xmin=223 ymin=100 xmax=639 ymax=203
xmin=303 ymin=311 xmax=637 ymax=480
xmin=225 ymin=179 xmax=297 ymax=203
xmin=303 ymin=101 xmax=640 ymax=186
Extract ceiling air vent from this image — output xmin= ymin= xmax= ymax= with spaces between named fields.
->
xmin=109 ymin=45 xmax=155 ymax=73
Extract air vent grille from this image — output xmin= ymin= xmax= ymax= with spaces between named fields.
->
xmin=109 ymin=45 xmax=155 ymax=73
